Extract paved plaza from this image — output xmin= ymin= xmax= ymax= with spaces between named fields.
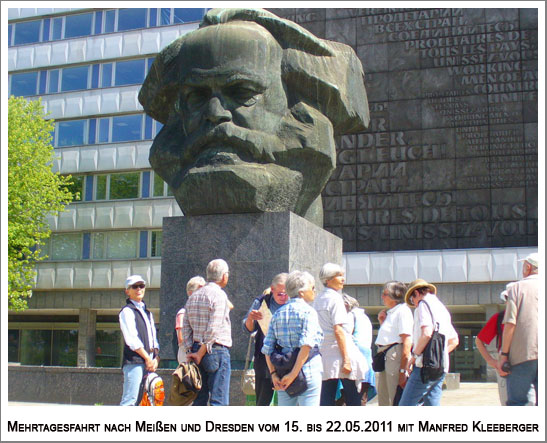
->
xmin=8 ymin=382 xmax=502 ymax=407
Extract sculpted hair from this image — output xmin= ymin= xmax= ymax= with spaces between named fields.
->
xmin=139 ymin=8 xmax=369 ymax=135
xmin=319 ymin=262 xmax=344 ymax=285
xmin=285 ymin=271 xmax=315 ymax=298
xmin=206 ymin=259 xmax=229 ymax=283
xmin=271 ymin=272 xmax=288 ymax=287
xmin=186 ymin=276 xmax=206 ymax=295
xmin=383 ymin=281 xmax=407 ymax=304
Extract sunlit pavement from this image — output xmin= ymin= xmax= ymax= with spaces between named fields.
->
xmin=8 ymin=383 xmax=502 ymax=406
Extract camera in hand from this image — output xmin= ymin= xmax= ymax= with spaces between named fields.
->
xmin=501 ymin=361 xmax=512 ymax=374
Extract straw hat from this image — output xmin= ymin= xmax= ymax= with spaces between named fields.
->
xmin=404 ymin=278 xmax=437 ymax=307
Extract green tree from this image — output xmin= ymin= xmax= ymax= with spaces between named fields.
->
xmin=8 ymin=97 xmax=76 ymax=311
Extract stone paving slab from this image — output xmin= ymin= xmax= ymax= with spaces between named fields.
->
xmin=8 ymin=383 xmax=502 ymax=407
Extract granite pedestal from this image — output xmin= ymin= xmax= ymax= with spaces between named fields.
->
xmin=159 ymin=211 xmax=342 ymax=362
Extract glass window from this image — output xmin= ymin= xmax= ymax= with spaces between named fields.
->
xmin=153 ymin=172 xmax=165 ymax=197
xmin=57 ymin=120 xmax=86 ymax=147
xmin=61 ymin=65 xmax=89 ymax=92
xmin=50 ymin=233 xmax=82 ymax=260
xmin=8 ymin=24 xmax=13 ymax=46
xmin=101 ymin=63 xmax=112 ymax=88
xmin=51 ymin=330 xmax=78 ymax=366
xmin=161 ymin=8 xmax=171 ymax=25
xmin=173 ymin=8 xmax=205 ymax=23
xmin=95 ymin=330 xmax=121 ymax=367
xmin=66 ymin=175 xmax=84 ymax=201
xmin=65 ymin=13 xmax=93 ymax=38
xmin=155 ymin=122 xmax=163 ymax=136
xmin=8 ymin=330 xmax=20 ymax=363
xmin=118 ymin=8 xmax=147 ymax=31
xmin=20 ymin=330 xmax=51 ymax=365
xmin=95 ymin=175 xmax=107 ymax=200
xmin=112 ymin=114 xmax=142 ymax=142
xmin=105 ymin=10 xmax=116 ymax=33
xmin=94 ymin=11 xmax=103 ymax=34
xmin=42 ymin=18 xmax=50 ymax=42
xmin=14 ymin=20 xmax=41 ymax=45
xmin=151 ymin=231 xmax=162 ymax=257
xmin=98 ymin=118 xmax=110 ymax=143
xmin=149 ymin=8 xmax=158 ymax=27
xmin=92 ymin=232 xmax=105 ymax=259
xmin=52 ymin=17 xmax=63 ymax=40
xmin=48 ymin=69 xmax=59 ymax=93
xmin=10 ymin=72 xmax=38 ymax=97
xmin=106 ymin=231 xmax=138 ymax=259
xmin=109 ymin=172 xmax=139 ymax=199
xmin=115 ymin=59 xmax=145 ymax=86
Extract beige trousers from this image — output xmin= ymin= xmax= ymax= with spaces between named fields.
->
xmin=376 ymin=343 xmax=403 ymax=406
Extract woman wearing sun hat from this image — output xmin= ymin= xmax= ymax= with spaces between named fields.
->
xmin=398 ymin=279 xmax=459 ymax=406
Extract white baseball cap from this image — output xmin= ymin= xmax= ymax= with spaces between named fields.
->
xmin=125 ymin=275 xmax=146 ymax=289
xmin=518 ymin=252 xmax=539 ymax=268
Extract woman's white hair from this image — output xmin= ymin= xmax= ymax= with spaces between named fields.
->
xmin=206 ymin=259 xmax=229 ymax=282
xmin=285 ymin=271 xmax=315 ymax=298
xmin=319 ymin=262 xmax=344 ymax=285
xmin=186 ymin=276 xmax=206 ymax=295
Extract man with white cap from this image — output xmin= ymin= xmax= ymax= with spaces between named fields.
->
xmin=119 ymin=275 xmax=160 ymax=405
xmin=475 ymin=282 xmax=515 ymax=406
xmin=498 ymin=252 xmax=539 ymax=406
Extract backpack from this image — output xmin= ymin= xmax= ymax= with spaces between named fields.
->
xmin=419 ymin=300 xmax=445 ymax=383
xmin=169 ymin=361 xmax=202 ymax=406
xmin=138 ymin=372 xmax=165 ymax=406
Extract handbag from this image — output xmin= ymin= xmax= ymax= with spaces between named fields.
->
xmin=270 ymin=345 xmax=320 ymax=397
xmin=241 ymin=332 xmax=256 ymax=396
xmin=169 ymin=360 xmax=202 ymax=406
xmin=419 ymin=300 xmax=445 ymax=383
xmin=372 ymin=343 xmax=397 ymax=372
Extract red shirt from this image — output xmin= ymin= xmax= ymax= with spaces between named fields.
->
xmin=477 ymin=311 xmax=504 ymax=351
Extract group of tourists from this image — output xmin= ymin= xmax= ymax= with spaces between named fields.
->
xmin=118 ymin=252 xmax=538 ymax=407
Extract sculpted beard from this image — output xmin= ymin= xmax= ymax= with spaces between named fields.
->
xmin=149 ymin=103 xmax=335 ymax=217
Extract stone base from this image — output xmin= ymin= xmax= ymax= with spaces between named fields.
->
xmin=159 ymin=211 xmax=342 ymax=362
xmin=444 ymin=373 xmax=461 ymax=390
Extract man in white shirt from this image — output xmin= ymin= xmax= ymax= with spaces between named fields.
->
xmin=399 ymin=279 xmax=459 ymax=406
xmin=119 ymin=275 xmax=160 ymax=406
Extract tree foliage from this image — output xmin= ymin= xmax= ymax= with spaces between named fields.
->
xmin=8 ymin=97 xmax=76 ymax=311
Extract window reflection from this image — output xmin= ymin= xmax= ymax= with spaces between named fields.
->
xmin=117 ymin=8 xmax=147 ymax=31
xmin=50 ymin=233 xmax=82 ymax=260
xmin=109 ymin=172 xmax=140 ymax=199
xmin=10 ymin=72 xmax=38 ymax=96
xmin=61 ymin=66 xmax=89 ymax=92
xmin=65 ymin=13 xmax=93 ymax=38
xmin=57 ymin=120 xmax=86 ymax=147
xmin=112 ymin=114 xmax=142 ymax=142
xmin=115 ymin=59 xmax=145 ymax=86
xmin=14 ymin=20 xmax=41 ymax=45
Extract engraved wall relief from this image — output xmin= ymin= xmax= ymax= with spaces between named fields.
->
xmin=268 ymin=8 xmax=538 ymax=251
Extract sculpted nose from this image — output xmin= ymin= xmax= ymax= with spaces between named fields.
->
xmin=206 ymin=97 xmax=232 ymax=124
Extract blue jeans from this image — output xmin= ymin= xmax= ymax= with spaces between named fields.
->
xmin=278 ymin=367 xmax=322 ymax=406
xmin=398 ymin=368 xmax=445 ymax=406
xmin=120 ymin=363 xmax=144 ymax=406
xmin=321 ymin=378 xmax=362 ymax=406
xmin=192 ymin=344 xmax=231 ymax=406
xmin=506 ymin=359 xmax=538 ymax=406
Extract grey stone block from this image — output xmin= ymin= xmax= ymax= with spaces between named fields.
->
xmin=389 ymin=100 xmax=422 ymax=131
xmin=389 ymin=70 xmax=423 ymax=100
xmin=520 ymin=9 xmax=539 ymax=29
xmin=357 ymin=43 xmax=388 ymax=73
xmin=325 ymin=17 xmax=356 ymax=46
xmin=159 ymin=212 xmax=342 ymax=362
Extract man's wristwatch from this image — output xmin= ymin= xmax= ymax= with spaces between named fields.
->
xmin=412 ymin=352 xmax=421 ymax=359
xmin=501 ymin=351 xmax=509 ymax=357
xmin=399 ymin=368 xmax=406 ymax=374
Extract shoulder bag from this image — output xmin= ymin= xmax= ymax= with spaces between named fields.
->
xmin=241 ymin=332 xmax=256 ymax=396
xmin=372 ymin=343 xmax=397 ymax=372
xmin=419 ymin=300 xmax=445 ymax=383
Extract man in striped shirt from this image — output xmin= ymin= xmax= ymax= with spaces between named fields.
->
xmin=183 ymin=259 xmax=232 ymax=405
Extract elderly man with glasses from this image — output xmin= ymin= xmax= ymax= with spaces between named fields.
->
xmin=118 ymin=275 xmax=160 ymax=406
xmin=243 ymin=272 xmax=289 ymax=405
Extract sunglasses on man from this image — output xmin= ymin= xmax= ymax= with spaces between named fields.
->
xmin=130 ymin=283 xmax=146 ymax=289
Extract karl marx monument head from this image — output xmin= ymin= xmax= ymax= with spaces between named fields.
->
xmin=139 ymin=8 xmax=369 ymax=227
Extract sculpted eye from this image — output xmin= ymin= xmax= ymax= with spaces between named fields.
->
xmin=184 ymin=87 xmax=210 ymax=108
xmin=225 ymin=84 xmax=262 ymax=107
